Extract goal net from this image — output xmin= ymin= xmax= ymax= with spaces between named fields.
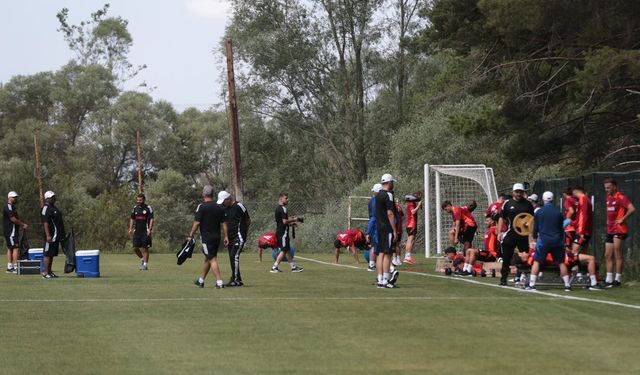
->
xmin=424 ymin=164 xmax=498 ymax=257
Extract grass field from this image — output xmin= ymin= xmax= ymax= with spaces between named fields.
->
xmin=1 ymin=251 xmax=639 ymax=375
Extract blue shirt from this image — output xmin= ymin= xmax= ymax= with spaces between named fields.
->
xmin=533 ymin=202 xmax=564 ymax=247
xmin=367 ymin=196 xmax=377 ymax=237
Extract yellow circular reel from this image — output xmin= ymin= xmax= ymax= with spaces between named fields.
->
xmin=513 ymin=213 xmax=534 ymax=236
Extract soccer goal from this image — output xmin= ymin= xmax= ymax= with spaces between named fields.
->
xmin=347 ymin=196 xmax=371 ymax=230
xmin=424 ymin=164 xmax=498 ymax=257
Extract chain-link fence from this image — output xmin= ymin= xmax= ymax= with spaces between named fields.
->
xmin=533 ymin=171 xmax=639 ymax=278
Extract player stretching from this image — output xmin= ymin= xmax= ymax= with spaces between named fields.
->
xmin=462 ymin=214 xmax=499 ymax=276
xmin=441 ymin=200 xmax=477 ymax=251
xmin=333 ymin=229 xmax=366 ymax=264
xmin=603 ymin=178 xmax=636 ymax=287
xmin=403 ymin=192 xmax=422 ymax=264
xmin=257 ymin=232 xmax=277 ymax=262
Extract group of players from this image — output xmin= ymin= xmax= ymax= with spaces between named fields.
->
xmin=440 ymin=178 xmax=635 ymax=290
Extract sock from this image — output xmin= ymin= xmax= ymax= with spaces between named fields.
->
xmin=216 ymin=280 xmax=223 ymax=286
xmin=290 ymin=262 xmax=296 ymax=269
xmin=273 ymin=262 xmax=278 ymax=268
xmin=405 ymin=252 xmax=411 ymax=259
xmin=12 ymin=263 xmax=16 ymax=269
xmin=383 ymin=272 xmax=390 ymax=282
xmin=562 ymin=275 xmax=570 ymax=287
xmin=529 ymin=275 xmax=537 ymax=287
xmin=538 ymin=271 xmax=543 ymax=278
xmin=369 ymin=260 xmax=375 ymax=267
xmin=615 ymin=273 xmax=622 ymax=282
xmin=198 ymin=277 xmax=204 ymax=284
xmin=377 ymin=274 xmax=383 ymax=283
xmin=143 ymin=262 xmax=148 ymax=266
xmin=606 ymin=273 xmax=613 ymax=283
xmin=590 ymin=275 xmax=597 ymax=286
xmin=7 ymin=263 xmax=11 ymax=268
xmin=576 ymin=272 xmax=583 ymax=279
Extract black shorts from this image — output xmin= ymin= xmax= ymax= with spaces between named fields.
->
xmin=396 ymin=230 xmax=403 ymax=244
xmin=564 ymin=230 xmax=575 ymax=248
xmin=4 ymin=235 xmax=18 ymax=249
xmin=43 ymin=242 xmax=60 ymax=257
xmin=276 ymin=231 xmax=290 ymax=252
xmin=334 ymin=239 xmax=343 ymax=249
xmin=477 ymin=251 xmax=496 ymax=262
xmin=606 ymin=233 xmax=627 ymax=243
xmin=458 ymin=226 xmax=477 ymax=244
xmin=133 ymin=235 xmax=152 ymax=249
xmin=202 ymin=239 xmax=221 ymax=260
xmin=406 ymin=227 xmax=417 ymax=236
xmin=572 ymin=235 xmax=590 ymax=248
xmin=376 ymin=232 xmax=394 ymax=255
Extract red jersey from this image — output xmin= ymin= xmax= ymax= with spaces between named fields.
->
xmin=452 ymin=254 xmax=465 ymax=270
xmin=335 ymin=229 xmax=363 ymax=248
xmin=395 ymin=202 xmax=404 ymax=233
xmin=606 ymin=192 xmax=632 ymax=235
xmin=485 ymin=200 xmax=503 ymax=217
xmin=405 ymin=201 xmax=418 ymax=229
xmin=562 ymin=196 xmax=577 ymax=232
xmin=574 ymin=195 xmax=592 ymax=236
xmin=258 ymin=232 xmax=277 ymax=249
xmin=483 ymin=225 xmax=498 ymax=257
xmin=452 ymin=206 xmax=477 ymax=231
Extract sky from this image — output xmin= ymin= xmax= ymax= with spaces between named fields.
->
xmin=0 ymin=0 xmax=233 ymax=112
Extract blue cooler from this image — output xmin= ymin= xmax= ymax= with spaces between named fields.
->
xmin=28 ymin=248 xmax=44 ymax=272
xmin=76 ymin=250 xmax=100 ymax=278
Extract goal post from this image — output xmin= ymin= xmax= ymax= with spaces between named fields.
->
xmin=347 ymin=196 xmax=371 ymax=230
xmin=424 ymin=164 xmax=498 ymax=257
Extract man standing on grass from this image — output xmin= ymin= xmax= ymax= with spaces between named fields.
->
xmin=128 ymin=193 xmax=154 ymax=271
xmin=366 ymin=183 xmax=382 ymax=271
xmin=375 ymin=174 xmax=399 ymax=288
xmin=571 ymin=186 xmax=592 ymax=255
xmin=271 ymin=193 xmax=304 ymax=273
xmin=403 ymin=191 xmax=422 ymax=265
xmin=526 ymin=192 xmax=572 ymax=291
xmin=219 ymin=191 xmax=251 ymax=287
xmin=41 ymin=191 xmax=65 ymax=279
xmin=603 ymin=178 xmax=636 ymax=287
xmin=4 ymin=191 xmax=28 ymax=273
xmin=189 ymin=186 xmax=228 ymax=289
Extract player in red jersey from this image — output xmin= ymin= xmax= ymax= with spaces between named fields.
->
xmin=443 ymin=246 xmax=465 ymax=275
xmin=257 ymin=232 xmax=277 ymax=262
xmin=462 ymin=214 xmax=499 ymax=276
xmin=403 ymin=192 xmax=422 ymax=265
xmin=392 ymin=199 xmax=404 ymax=266
xmin=602 ymin=178 xmax=636 ymax=287
xmin=442 ymin=200 xmax=477 ymax=251
xmin=517 ymin=248 xmax=602 ymax=290
xmin=571 ymin=187 xmax=592 ymax=254
xmin=561 ymin=187 xmax=577 ymax=249
xmin=333 ymin=229 xmax=366 ymax=264
xmin=485 ymin=193 xmax=506 ymax=218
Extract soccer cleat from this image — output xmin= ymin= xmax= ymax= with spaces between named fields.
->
xmin=270 ymin=266 xmax=280 ymax=273
xmin=194 ymin=280 xmax=204 ymax=288
xmin=612 ymin=281 xmax=622 ymax=287
xmin=385 ymin=282 xmax=396 ymax=288
xmin=461 ymin=270 xmax=473 ymax=277
xmin=42 ymin=273 xmax=52 ymax=279
xmin=453 ymin=269 xmax=463 ymax=277
xmin=367 ymin=265 xmax=376 ymax=272
xmin=403 ymin=257 xmax=416 ymax=265
xmin=215 ymin=284 xmax=224 ymax=289
xmin=291 ymin=266 xmax=304 ymax=273
xmin=49 ymin=272 xmax=58 ymax=278
xmin=499 ymin=281 xmax=508 ymax=286
xmin=140 ymin=264 xmax=148 ymax=271
xmin=389 ymin=270 xmax=400 ymax=285
xmin=587 ymin=284 xmax=603 ymax=291
xmin=376 ymin=283 xmax=386 ymax=288
xmin=236 ymin=281 xmax=244 ymax=287
xmin=564 ymin=286 xmax=572 ymax=292
xmin=601 ymin=282 xmax=614 ymax=289
xmin=226 ymin=280 xmax=242 ymax=287
xmin=6 ymin=267 xmax=13 ymax=273
xmin=524 ymin=285 xmax=537 ymax=291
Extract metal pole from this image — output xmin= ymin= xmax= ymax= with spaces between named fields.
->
xmin=136 ymin=130 xmax=143 ymax=193
xmin=424 ymin=164 xmax=430 ymax=257
xmin=33 ymin=134 xmax=44 ymax=207
xmin=225 ymin=38 xmax=243 ymax=202
xmin=435 ymin=170 xmax=442 ymax=255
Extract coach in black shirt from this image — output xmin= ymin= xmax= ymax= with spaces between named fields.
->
xmin=270 ymin=193 xmax=303 ymax=273
xmin=219 ymin=191 xmax=251 ymax=286
xmin=496 ymin=183 xmax=535 ymax=286
xmin=375 ymin=173 xmax=399 ymax=288
xmin=4 ymin=191 xmax=28 ymax=273
xmin=128 ymin=193 xmax=154 ymax=271
xmin=188 ymin=185 xmax=228 ymax=289
xmin=41 ymin=191 xmax=65 ymax=279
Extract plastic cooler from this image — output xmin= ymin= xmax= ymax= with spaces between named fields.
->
xmin=75 ymin=250 xmax=100 ymax=278
xmin=28 ymin=248 xmax=44 ymax=272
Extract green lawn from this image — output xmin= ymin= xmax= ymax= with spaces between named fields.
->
xmin=0 ymin=252 xmax=639 ymax=375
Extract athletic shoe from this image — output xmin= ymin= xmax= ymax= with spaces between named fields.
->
xmin=49 ymin=272 xmax=58 ymax=278
xmin=270 ymin=266 xmax=280 ymax=273
xmin=587 ymin=284 xmax=603 ymax=291
xmin=601 ymin=281 xmax=614 ymax=289
xmin=140 ymin=264 xmax=148 ymax=271
xmin=453 ymin=269 xmax=463 ymax=277
xmin=392 ymin=259 xmax=401 ymax=267
xmin=291 ymin=266 xmax=304 ymax=273
xmin=403 ymin=257 xmax=416 ymax=265
xmin=385 ymin=283 xmax=396 ymax=288
xmin=236 ymin=281 xmax=244 ymax=287
xmin=461 ymin=270 xmax=473 ymax=277
xmin=367 ymin=265 xmax=376 ymax=272
xmin=564 ymin=286 xmax=572 ymax=292
xmin=612 ymin=281 xmax=622 ymax=287
xmin=524 ymin=285 xmax=537 ymax=291
xmin=6 ymin=267 xmax=13 ymax=273
xmin=226 ymin=281 xmax=241 ymax=287
xmin=389 ymin=270 xmax=400 ymax=285
xmin=215 ymin=284 xmax=224 ymax=289
xmin=42 ymin=273 xmax=52 ymax=279
xmin=376 ymin=283 xmax=386 ymax=288
xmin=194 ymin=280 xmax=204 ymax=288
xmin=499 ymin=281 xmax=508 ymax=286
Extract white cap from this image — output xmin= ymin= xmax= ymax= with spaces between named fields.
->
xmin=7 ymin=191 xmax=18 ymax=198
xmin=542 ymin=191 xmax=554 ymax=202
xmin=216 ymin=190 xmax=231 ymax=204
xmin=44 ymin=191 xmax=55 ymax=199
xmin=512 ymin=183 xmax=525 ymax=191
xmin=371 ymin=183 xmax=383 ymax=193
xmin=381 ymin=173 xmax=395 ymax=183
xmin=528 ymin=194 xmax=538 ymax=202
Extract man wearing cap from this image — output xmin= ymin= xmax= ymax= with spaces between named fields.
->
xmin=271 ymin=193 xmax=304 ymax=273
xmin=366 ymin=183 xmax=382 ymax=271
xmin=496 ymin=183 xmax=534 ymax=286
xmin=219 ymin=191 xmax=251 ymax=286
xmin=189 ymin=186 xmax=228 ymax=289
xmin=526 ymin=192 xmax=572 ymax=291
xmin=128 ymin=193 xmax=154 ymax=271
xmin=375 ymin=173 xmax=400 ymax=288
xmin=527 ymin=194 xmax=541 ymax=211
xmin=4 ymin=191 xmax=28 ymax=273
xmin=41 ymin=191 xmax=66 ymax=278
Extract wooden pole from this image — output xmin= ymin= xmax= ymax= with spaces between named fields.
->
xmin=225 ymin=38 xmax=243 ymax=202
xmin=136 ymin=130 xmax=143 ymax=193
xmin=33 ymin=134 xmax=44 ymax=207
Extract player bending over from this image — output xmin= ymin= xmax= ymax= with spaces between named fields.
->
xmin=257 ymin=232 xmax=277 ymax=262
xmin=462 ymin=214 xmax=499 ymax=277
xmin=441 ymin=200 xmax=477 ymax=252
xmin=333 ymin=229 xmax=367 ymax=264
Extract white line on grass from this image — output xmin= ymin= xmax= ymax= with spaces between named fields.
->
xmin=296 ymin=256 xmax=640 ymax=311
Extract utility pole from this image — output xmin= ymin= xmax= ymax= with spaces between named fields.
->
xmin=225 ymin=38 xmax=243 ymax=202
xmin=33 ymin=134 xmax=44 ymax=207
xmin=136 ymin=130 xmax=143 ymax=193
